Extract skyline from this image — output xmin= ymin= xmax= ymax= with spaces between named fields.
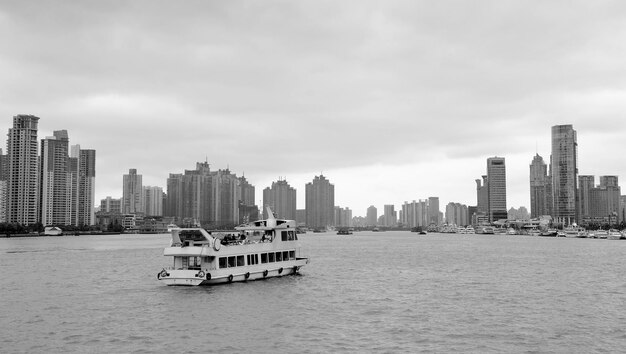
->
xmin=3 ymin=1 xmax=626 ymax=215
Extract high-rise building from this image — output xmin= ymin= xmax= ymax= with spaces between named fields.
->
xmin=143 ymin=186 xmax=163 ymax=216
xmin=383 ymin=204 xmax=396 ymax=227
xmin=366 ymin=205 xmax=377 ymax=226
xmin=577 ymin=175 xmax=595 ymax=222
xmin=263 ymin=179 xmax=296 ymax=220
xmin=427 ymin=197 xmax=440 ymax=226
xmin=0 ymin=149 xmax=7 ymax=222
xmin=530 ymin=154 xmax=549 ymax=218
xmin=165 ymin=162 xmax=212 ymax=224
xmin=445 ymin=202 xmax=468 ymax=226
xmin=305 ymin=175 xmax=334 ymax=229
xmin=619 ymin=195 xmax=626 ymax=224
xmin=122 ymin=168 xmax=143 ymax=214
xmin=551 ymin=124 xmax=578 ymax=224
xmin=211 ymin=169 xmax=240 ymax=227
xmin=487 ymin=157 xmax=507 ymax=222
xmin=7 ymin=115 xmax=40 ymax=225
xmin=72 ymin=147 xmax=96 ymax=226
xmin=39 ymin=130 xmax=70 ymax=226
xmin=334 ymin=206 xmax=352 ymax=227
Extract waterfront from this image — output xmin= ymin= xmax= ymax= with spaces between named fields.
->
xmin=1 ymin=232 xmax=625 ymax=353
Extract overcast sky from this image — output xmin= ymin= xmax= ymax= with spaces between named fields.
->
xmin=2 ymin=1 xmax=626 ymax=216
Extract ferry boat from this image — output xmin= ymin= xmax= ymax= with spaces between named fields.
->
xmin=157 ymin=208 xmax=309 ymax=286
xmin=607 ymin=229 xmax=622 ymax=240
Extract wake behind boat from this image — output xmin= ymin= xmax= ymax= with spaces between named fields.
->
xmin=157 ymin=207 xmax=309 ymax=286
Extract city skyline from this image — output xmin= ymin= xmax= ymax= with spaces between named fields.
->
xmin=3 ymin=2 xmax=626 ymax=215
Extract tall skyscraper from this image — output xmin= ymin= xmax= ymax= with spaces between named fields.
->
xmin=263 ymin=179 xmax=296 ymax=220
xmin=530 ymin=154 xmax=549 ymax=218
xmin=487 ymin=157 xmax=507 ymax=222
xmin=39 ymin=130 xmax=70 ymax=226
xmin=122 ymin=168 xmax=143 ymax=214
xmin=76 ymin=148 xmax=96 ymax=226
xmin=383 ymin=204 xmax=396 ymax=227
xmin=0 ymin=149 xmax=7 ymax=222
xmin=475 ymin=176 xmax=488 ymax=216
xmin=551 ymin=124 xmax=578 ymax=224
xmin=211 ymin=169 xmax=240 ymax=227
xmin=366 ymin=205 xmax=377 ymax=226
xmin=7 ymin=115 xmax=40 ymax=225
xmin=143 ymin=186 xmax=163 ymax=216
xmin=428 ymin=197 xmax=440 ymax=226
xmin=305 ymin=175 xmax=334 ymax=229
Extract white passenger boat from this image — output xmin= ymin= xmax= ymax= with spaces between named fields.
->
xmin=607 ymin=229 xmax=622 ymax=240
xmin=157 ymin=208 xmax=309 ymax=286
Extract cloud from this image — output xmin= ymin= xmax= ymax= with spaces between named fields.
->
xmin=2 ymin=1 xmax=626 ymax=214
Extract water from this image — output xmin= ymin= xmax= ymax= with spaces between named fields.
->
xmin=1 ymin=232 xmax=625 ymax=353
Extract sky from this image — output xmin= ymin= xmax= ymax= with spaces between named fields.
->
xmin=2 ymin=1 xmax=626 ymax=217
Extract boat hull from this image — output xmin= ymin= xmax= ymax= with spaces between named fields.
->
xmin=158 ymin=258 xmax=309 ymax=286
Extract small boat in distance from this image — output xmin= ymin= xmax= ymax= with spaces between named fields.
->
xmin=157 ymin=207 xmax=309 ymax=286
xmin=336 ymin=228 xmax=353 ymax=235
xmin=44 ymin=226 xmax=63 ymax=236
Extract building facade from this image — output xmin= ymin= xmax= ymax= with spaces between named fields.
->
xmin=7 ymin=115 xmax=40 ymax=225
xmin=262 ymin=179 xmax=296 ymax=220
xmin=487 ymin=157 xmax=507 ymax=222
xmin=305 ymin=175 xmax=334 ymax=229
xmin=366 ymin=205 xmax=377 ymax=226
xmin=529 ymin=154 xmax=549 ymax=218
xmin=551 ymin=124 xmax=578 ymax=225
xmin=39 ymin=130 xmax=70 ymax=226
xmin=122 ymin=168 xmax=143 ymax=214
xmin=143 ymin=186 xmax=163 ymax=217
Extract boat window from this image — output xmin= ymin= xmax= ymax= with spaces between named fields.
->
xmin=179 ymin=230 xmax=208 ymax=243
xmin=289 ymin=250 xmax=295 ymax=259
xmin=276 ymin=252 xmax=282 ymax=262
xmin=261 ymin=253 xmax=267 ymax=263
xmin=269 ymin=253 xmax=275 ymax=262
xmin=246 ymin=254 xmax=251 ymax=265
xmin=282 ymin=251 xmax=289 ymax=261
xmin=255 ymin=254 xmax=259 ymax=264
xmin=228 ymin=256 xmax=235 ymax=268
xmin=219 ymin=257 xmax=227 ymax=269
xmin=237 ymin=255 xmax=244 ymax=267
xmin=281 ymin=231 xmax=288 ymax=241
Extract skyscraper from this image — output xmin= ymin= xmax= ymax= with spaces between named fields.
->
xmin=577 ymin=175 xmax=594 ymax=222
xmin=383 ymin=204 xmax=396 ymax=227
xmin=427 ymin=197 xmax=440 ymax=226
xmin=7 ymin=115 xmax=40 ymax=225
xmin=475 ymin=176 xmax=488 ymax=216
xmin=529 ymin=154 xmax=549 ymax=218
xmin=122 ymin=168 xmax=143 ymax=214
xmin=76 ymin=148 xmax=96 ymax=226
xmin=39 ymin=130 xmax=70 ymax=226
xmin=366 ymin=205 xmax=377 ymax=226
xmin=551 ymin=124 xmax=578 ymax=224
xmin=0 ymin=149 xmax=7 ymax=222
xmin=487 ymin=157 xmax=507 ymax=222
xmin=143 ymin=186 xmax=163 ymax=216
xmin=305 ymin=175 xmax=334 ymax=229
xmin=263 ymin=179 xmax=296 ymax=220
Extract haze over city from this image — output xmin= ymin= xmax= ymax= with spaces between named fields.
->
xmin=2 ymin=1 xmax=626 ymax=214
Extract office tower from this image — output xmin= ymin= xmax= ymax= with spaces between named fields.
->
xmin=551 ymin=124 xmax=578 ymax=224
xmin=530 ymin=154 xmax=549 ymax=218
xmin=238 ymin=176 xmax=255 ymax=207
xmin=487 ymin=157 xmax=507 ymax=222
xmin=7 ymin=115 xmax=40 ymax=225
xmin=577 ymin=175 xmax=595 ymax=222
xmin=305 ymin=175 xmax=334 ymax=229
xmin=122 ymin=169 xmax=143 ymax=214
xmin=100 ymin=197 xmax=122 ymax=214
xmin=402 ymin=201 xmax=417 ymax=228
xmin=428 ymin=197 xmax=440 ymax=226
xmin=383 ymin=204 xmax=396 ymax=227
xmin=39 ymin=130 xmax=70 ymax=226
xmin=263 ymin=179 xmax=296 ymax=220
xmin=143 ymin=186 xmax=163 ymax=216
xmin=0 ymin=149 xmax=7 ymax=222
xmin=366 ymin=205 xmax=377 ymax=226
